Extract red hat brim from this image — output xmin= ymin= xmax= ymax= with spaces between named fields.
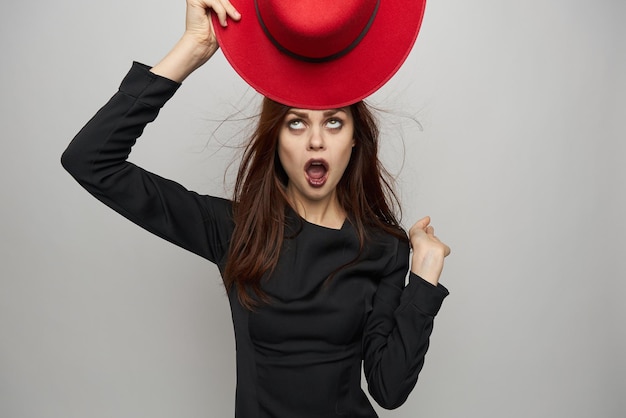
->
xmin=213 ymin=0 xmax=426 ymax=109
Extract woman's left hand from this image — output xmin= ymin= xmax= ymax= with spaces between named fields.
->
xmin=409 ymin=216 xmax=451 ymax=286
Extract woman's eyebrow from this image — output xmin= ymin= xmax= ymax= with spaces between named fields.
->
xmin=286 ymin=110 xmax=309 ymax=118
xmin=323 ymin=109 xmax=347 ymax=117
xmin=287 ymin=109 xmax=347 ymax=118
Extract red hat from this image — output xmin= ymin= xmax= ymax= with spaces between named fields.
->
xmin=213 ymin=0 xmax=427 ymax=109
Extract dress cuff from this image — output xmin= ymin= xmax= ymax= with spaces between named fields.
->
xmin=118 ymin=62 xmax=182 ymax=108
xmin=403 ymin=272 xmax=449 ymax=316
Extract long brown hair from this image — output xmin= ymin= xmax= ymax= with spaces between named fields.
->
xmin=223 ymin=97 xmax=407 ymax=309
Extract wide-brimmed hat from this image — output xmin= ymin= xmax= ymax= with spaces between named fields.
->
xmin=213 ymin=0 xmax=427 ymax=109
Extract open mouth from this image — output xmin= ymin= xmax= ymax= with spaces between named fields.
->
xmin=305 ymin=159 xmax=329 ymax=187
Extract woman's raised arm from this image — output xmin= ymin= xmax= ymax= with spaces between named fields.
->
xmin=60 ymin=1 xmax=243 ymax=264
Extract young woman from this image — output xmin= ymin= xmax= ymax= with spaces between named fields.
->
xmin=62 ymin=1 xmax=450 ymax=416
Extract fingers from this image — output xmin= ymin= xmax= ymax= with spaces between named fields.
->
xmin=409 ymin=216 xmax=451 ymax=256
xmin=410 ymin=216 xmax=430 ymax=234
xmin=223 ymin=0 xmax=241 ymax=21
xmin=209 ymin=0 xmax=241 ymax=27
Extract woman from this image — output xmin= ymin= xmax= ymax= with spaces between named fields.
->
xmin=62 ymin=0 xmax=450 ymax=416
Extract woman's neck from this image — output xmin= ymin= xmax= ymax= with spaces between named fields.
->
xmin=287 ymin=192 xmax=346 ymax=230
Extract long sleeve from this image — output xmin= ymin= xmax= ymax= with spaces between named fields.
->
xmin=362 ymin=238 xmax=449 ymax=409
xmin=61 ymin=62 xmax=233 ymax=265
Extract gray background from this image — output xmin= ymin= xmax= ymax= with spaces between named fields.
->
xmin=1 ymin=0 xmax=624 ymax=417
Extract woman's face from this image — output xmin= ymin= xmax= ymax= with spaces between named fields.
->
xmin=278 ymin=107 xmax=355 ymax=209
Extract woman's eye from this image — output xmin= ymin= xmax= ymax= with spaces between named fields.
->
xmin=326 ymin=119 xmax=343 ymax=129
xmin=288 ymin=119 xmax=305 ymax=130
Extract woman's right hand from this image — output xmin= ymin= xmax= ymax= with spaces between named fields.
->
xmin=184 ymin=0 xmax=241 ymax=56
xmin=151 ymin=0 xmax=241 ymax=82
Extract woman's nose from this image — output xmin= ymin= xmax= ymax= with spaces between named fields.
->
xmin=307 ymin=129 xmax=325 ymax=150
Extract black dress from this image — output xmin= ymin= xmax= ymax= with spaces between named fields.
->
xmin=61 ymin=62 xmax=449 ymax=418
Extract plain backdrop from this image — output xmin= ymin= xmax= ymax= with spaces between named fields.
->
xmin=1 ymin=1 xmax=624 ymax=417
